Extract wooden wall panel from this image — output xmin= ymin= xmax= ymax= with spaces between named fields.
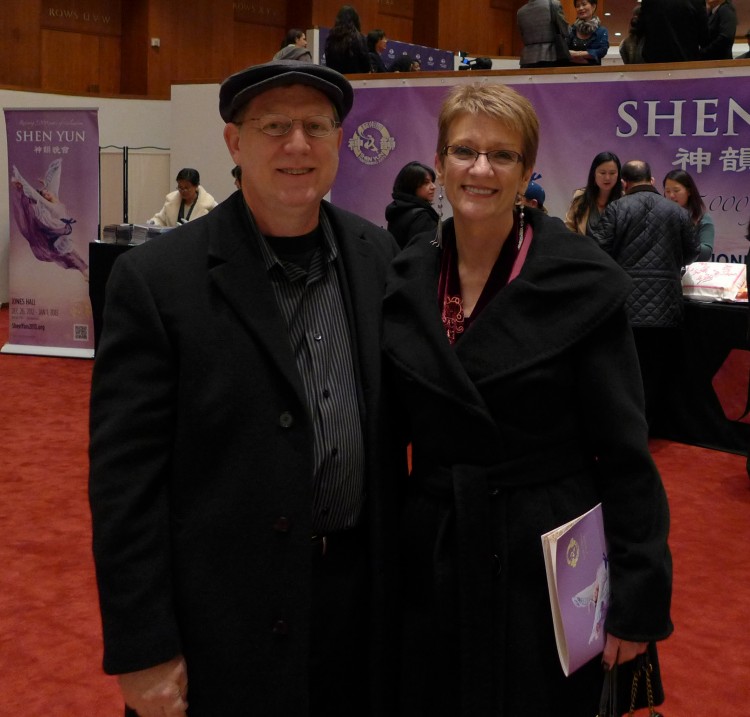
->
xmin=439 ymin=1 xmax=514 ymax=58
xmin=40 ymin=29 xmax=121 ymax=94
xmin=1 ymin=3 xmax=42 ymax=89
xmin=233 ymin=22 xmax=286 ymax=75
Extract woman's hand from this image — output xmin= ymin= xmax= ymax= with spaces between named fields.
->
xmin=602 ymin=634 xmax=648 ymax=671
xmin=569 ymin=50 xmax=590 ymax=64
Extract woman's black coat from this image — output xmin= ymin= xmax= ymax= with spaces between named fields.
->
xmin=383 ymin=210 xmax=673 ymax=716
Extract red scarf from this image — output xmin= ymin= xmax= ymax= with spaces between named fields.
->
xmin=438 ymin=213 xmax=531 ymax=345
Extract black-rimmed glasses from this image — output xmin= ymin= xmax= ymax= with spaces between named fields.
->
xmin=443 ymin=145 xmax=524 ymax=169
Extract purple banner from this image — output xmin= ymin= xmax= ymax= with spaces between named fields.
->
xmin=4 ymin=109 xmax=98 ymax=357
xmin=333 ymin=71 xmax=750 ymax=263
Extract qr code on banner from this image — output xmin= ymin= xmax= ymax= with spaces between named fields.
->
xmin=74 ymin=324 xmax=89 ymax=342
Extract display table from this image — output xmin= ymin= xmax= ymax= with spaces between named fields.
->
xmin=653 ymin=299 xmax=749 ymax=455
xmin=88 ymin=242 xmax=134 ymax=351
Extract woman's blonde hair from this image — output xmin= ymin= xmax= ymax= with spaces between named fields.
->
xmin=436 ymin=83 xmax=540 ymax=170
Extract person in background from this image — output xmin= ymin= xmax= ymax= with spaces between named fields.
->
xmin=367 ymin=29 xmax=389 ymax=72
xmin=90 ymin=60 xmax=403 ymax=717
xmin=382 ymin=83 xmax=673 ymax=717
xmin=273 ymin=28 xmax=313 ymax=62
xmin=388 ymin=55 xmax=419 ymax=72
xmin=663 ymin=169 xmax=714 ymax=260
xmin=231 ymin=164 xmax=242 ymax=189
xmin=701 ymin=0 xmax=738 ymax=60
xmin=385 ymin=160 xmax=439 ymax=248
xmin=637 ymin=0 xmax=707 ymax=63
xmin=517 ymin=0 xmax=570 ymax=69
xmin=593 ymin=160 xmax=700 ymax=429
xmin=565 ymin=151 xmax=622 ymax=236
xmin=567 ymin=0 xmax=609 ymax=65
xmin=148 ymin=168 xmax=217 ymax=227
xmin=324 ymin=5 xmax=371 ymax=74
xmin=520 ymin=172 xmax=547 ymax=213
xmin=619 ymin=5 xmax=644 ymax=64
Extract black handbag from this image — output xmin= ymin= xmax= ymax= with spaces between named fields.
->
xmin=597 ymin=644 xmax=665 ymax=717
xmin=549 ymin=0 xmax=571 ymax=63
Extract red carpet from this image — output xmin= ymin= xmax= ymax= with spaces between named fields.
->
xmin=0 ymin=306 xmax=748 ymax=715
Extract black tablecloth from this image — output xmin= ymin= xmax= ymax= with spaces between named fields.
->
xmin=88 ymin=242 xmax=133 ymax=351
xmin=653 ymin=300 xmax=749 ymax=455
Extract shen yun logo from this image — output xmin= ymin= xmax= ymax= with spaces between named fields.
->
xmin=348 ymin=120 xmax=396 ymax=165
xmin=566 ymin=537 xmax=580 ymax=568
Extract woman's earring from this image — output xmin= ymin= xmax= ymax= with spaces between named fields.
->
xmin=432 ymin=184 xmax=444 ymax=248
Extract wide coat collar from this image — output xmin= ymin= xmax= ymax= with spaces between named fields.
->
xmin=202 ymin=191 xmax=385 ymax=408
xmin=383 ymin=210 xmax=632 ymax=423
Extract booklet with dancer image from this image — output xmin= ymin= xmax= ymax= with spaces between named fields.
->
xmin=541 ymin=502 xmax=609 ymax=676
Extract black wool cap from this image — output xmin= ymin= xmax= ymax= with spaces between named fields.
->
xmin=219 ymin=60 xmax=354 ymax=123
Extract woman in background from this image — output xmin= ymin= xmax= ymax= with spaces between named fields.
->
xmin=567 ymin=0 xmax=609 ymax=65
xmin=367 ymin=29 xmax=389 ymax=72
xmin=148 ymin=168 xmax=217 ymax=227
xmin=382 ymin=82 xmax=672 ymax=716
xmin=565 ymin=151 xmax=622 ymax=236
xmin=663 ymin=169 xmax=714 ymax=261
xmin=385 ymin=161 xmax=438 ymax=248
xmin=324 ymin=5 xmax=370 ymax=74
xmin=273 ymin=29 xmax=312 ymax=62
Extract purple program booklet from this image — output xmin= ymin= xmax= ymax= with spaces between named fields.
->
xmin=541 ymin=503 xmax=609 ymax=676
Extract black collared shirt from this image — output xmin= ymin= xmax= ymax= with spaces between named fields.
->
xmin=247 ymin=206 xmax=365 ymax=533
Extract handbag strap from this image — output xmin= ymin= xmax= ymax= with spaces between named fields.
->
xmin=628 ymin=655 xmax=663 ymax=717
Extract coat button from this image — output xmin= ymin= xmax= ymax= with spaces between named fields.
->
xmin=279 ymin=412 xmax=294 ymax=428
xmin=492 ymin=554 xmax=502 ymax=575
xmin=272 ymin=620 xmax=289 ymax=636
xmin=273 ymin=516 xmax=290 ymax=533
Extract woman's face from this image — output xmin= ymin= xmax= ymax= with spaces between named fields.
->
xmin=664 ymin=178 xmax=690 ymax=208
xmin=436 ymin=112 xmax=531 ymax=228
xmin=177 ymin=180 xmax=198 ymax=205
xmin=575 ymin=0 xmax=596 ymax=21
xmin=376 ymin=36 xmax=388 ymax=53
xmin=594 ymin=161 xmax=619 ymax=197
xmin=415 ymin=175 xmax=436 ymax=203
xmin=296 ymin=33 xmax=307 ymax=48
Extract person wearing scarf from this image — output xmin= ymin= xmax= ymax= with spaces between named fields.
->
xmin=567 ymin=0 xmax=609 ymax=65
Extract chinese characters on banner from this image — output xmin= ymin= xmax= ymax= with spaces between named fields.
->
xmin=3 ymin=108 xmax=99 ymax=357
xmin=333 ymin=72 xmax=749 ymax=262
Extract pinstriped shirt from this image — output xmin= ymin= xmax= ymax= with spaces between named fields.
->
xmin=247 ymin=206 xmax=365 ymax=533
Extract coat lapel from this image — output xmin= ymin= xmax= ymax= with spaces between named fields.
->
xmin=205 ymin=192 xmax=307 ymax=405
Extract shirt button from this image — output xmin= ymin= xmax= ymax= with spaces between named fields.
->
xmin=273 ymin=516 xmax=290 ymax=533
xmin=272 ymin=620 xmax=289 ymax=636
xmin=279 ymin=412 xmax=294 ymax=428
xmin=331 ymin=447 xmax=339 ymax=457
xmin=313 ymin=332 xmax=323 ymax=341
xmin=322 ymin=389 xmax=331 ymax=398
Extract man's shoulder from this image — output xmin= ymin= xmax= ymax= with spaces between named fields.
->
xmin=323 ymin=202 xmax=397 ymax=248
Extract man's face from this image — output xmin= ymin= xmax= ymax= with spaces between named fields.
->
xmin=224 ymin=85 xmax=342 ymax=233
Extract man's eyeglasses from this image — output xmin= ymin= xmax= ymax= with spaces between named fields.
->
xmin=241 ymin=114 xmax=341 ymax=138
xmin=442 ymin=145 xmax=524 ymax=169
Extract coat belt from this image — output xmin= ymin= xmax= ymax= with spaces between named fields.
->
xmin=412 ymin=449 xmax=593 ymax=715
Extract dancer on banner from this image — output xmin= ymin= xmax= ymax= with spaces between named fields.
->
xmin=10 ymin=158 xmax=88 ymax=279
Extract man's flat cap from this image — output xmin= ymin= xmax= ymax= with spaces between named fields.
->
xmin=219 ymin=60 xmax=354 ymax=123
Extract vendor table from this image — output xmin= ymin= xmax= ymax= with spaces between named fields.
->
xmin=88 ymin=241 xmax=133 ymax=352
xmin=653 ymin=300 xmax=749 ymax=455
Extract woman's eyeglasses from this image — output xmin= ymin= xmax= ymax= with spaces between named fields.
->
xmin=443 ymin=145 xmax=524 ymax=169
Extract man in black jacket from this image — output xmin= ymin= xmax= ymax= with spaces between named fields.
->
xmin=593 ymin=160 xmax=700 ymax=428
xmin=701 ymin=0 xmax=738 ymax=60
xmin=637 ymin=0 xmax=708 ymax=63
xmin=89 ymin=61 xmax=402 ymax=717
